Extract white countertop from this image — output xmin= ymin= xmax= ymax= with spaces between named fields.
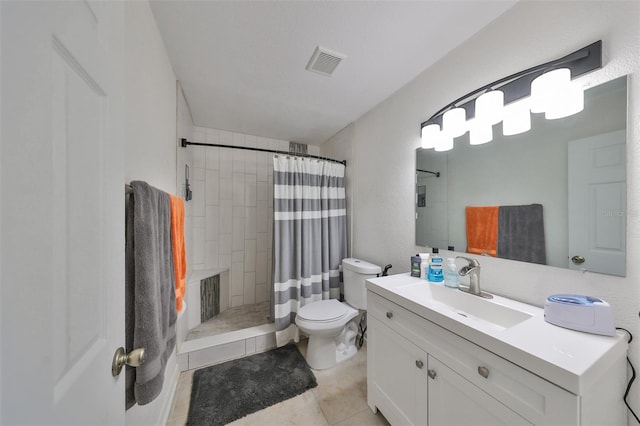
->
xmin=366 ymin=273 xmax=628 ymax=395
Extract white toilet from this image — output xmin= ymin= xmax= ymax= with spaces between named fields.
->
xmin=295 ymin=258 xmax=381 ymax=370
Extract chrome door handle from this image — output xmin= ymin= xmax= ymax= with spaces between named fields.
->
xmin=112 ymin=347 xmax=146 ymax=377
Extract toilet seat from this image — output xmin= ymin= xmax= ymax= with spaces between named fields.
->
xmin=296 ymin=299 xmax=359 ymax=336
xmin=297 ymin=299 xmax=349 ymax=323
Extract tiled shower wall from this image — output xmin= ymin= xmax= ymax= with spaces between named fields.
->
xmin=188 ymin=126 xmax=320 ymax=308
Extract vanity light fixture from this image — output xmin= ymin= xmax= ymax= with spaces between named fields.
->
xmin=435 ymin=133 xmax=454 ymax=152
xmin=502 ymin=97 xmax=531 ymax=136
xmin=530 ymin=68 xmax=570 ymax=113
xmin=420 ymin=41 xmax=602 ymax=151
xmin=442 ymin=107 xmax=467 ymax=138
xmin=469 ymin=119 xmax=493 ymax=145
xmin=475 ymin=90 xmax=504 ymax=125
xmin=420 ymin=123 xmax=440 ymax=149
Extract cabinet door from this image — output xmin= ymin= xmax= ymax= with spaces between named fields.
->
xmin=368 ymin=317 xmax=428 ymax=426
xmin=427 ymin=356 xmax=532 ymax=426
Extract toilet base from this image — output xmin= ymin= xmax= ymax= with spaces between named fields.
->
xmin=336 ymin=343 xmax=357 ymax=365
xmin=305 ymin=320 xmax=359 ymax=370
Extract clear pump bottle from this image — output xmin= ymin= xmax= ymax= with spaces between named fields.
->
xmin=443 ymin=258 xmax=459 ymax=288
xmin=420 ymin=256 xmax=429 ymax=280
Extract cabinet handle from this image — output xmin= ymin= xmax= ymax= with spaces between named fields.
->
xmin=427 ymin=369 xmax=437 ymax=379
xmin=478 ymin=366 xmax=490 ymax=379
xmin=415 ymin=360 xmax=424 ymax=369
xmin=386 ymin=311 xmax=393 ymax=319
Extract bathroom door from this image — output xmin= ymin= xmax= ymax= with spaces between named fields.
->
xmin=568 ymin=130 xmax=626 ymax=276
xmin=1 ymin=1 xmax=125 ymax=424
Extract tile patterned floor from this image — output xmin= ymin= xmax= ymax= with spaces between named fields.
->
xmin=167 ymin=340 xmax=389 ymax=426
xmin=186 ymin=301 xmax=271 ymax=341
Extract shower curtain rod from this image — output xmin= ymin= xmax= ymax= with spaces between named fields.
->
xmin=180 ymin=138 xmax=347 ymax=166
xmin=417 ymin=168 xmax=440 ymax=177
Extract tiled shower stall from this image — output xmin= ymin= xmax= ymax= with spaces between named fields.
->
xmin=187 ymin=126 xmax=320 ymax=312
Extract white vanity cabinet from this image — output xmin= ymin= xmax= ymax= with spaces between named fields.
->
xmin=366 ymin=278 xmax=628 ymax=426
xmin=426 ymin=354 xmax=531 ymax=425
xmin=368 ymin=314 xmax=529 ymax=426
xmin=368 ymin=314 xmax=429 ymax=425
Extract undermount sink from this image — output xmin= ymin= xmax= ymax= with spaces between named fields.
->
xmin=395 ymin=281 xmax=533 ymax=331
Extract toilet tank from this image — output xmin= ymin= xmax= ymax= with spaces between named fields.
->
xmin=342 ymin=258 xmax=381 ymax=310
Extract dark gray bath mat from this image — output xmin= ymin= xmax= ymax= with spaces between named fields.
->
xmin=186 ymin=344 xmax=317 ymax=426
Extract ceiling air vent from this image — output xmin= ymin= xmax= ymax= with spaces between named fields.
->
xmin=305 ymin=46 xmax=346 ymax=77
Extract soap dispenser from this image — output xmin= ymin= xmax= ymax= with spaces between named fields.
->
xmin=443 ymin=258 xmax=459 ymax=288
xmin=420 ymin=253 xmax=430 ymax=280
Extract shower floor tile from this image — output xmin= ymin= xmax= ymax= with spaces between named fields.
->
xmin=186 ymin=301 xmax=271 ymax=341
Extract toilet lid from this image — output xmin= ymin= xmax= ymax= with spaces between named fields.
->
xmin=297 ymin=299 xmax=348 ymax=322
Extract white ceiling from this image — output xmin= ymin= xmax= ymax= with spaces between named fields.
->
xmin=150 ymin=1 xmax=517 ymax=145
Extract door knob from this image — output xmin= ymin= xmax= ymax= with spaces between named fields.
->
xmin=571 ymin=255 xmax=586 ymax=265
xmin=427 ymin=369 xmax=437 ymax=379
xmin=386 ymin=311 xmax=393 ymax=319
xmin=112 ymin=347 xmax=146 ymax=377
xmin=415 ymin=360 xmax=424 ymax=369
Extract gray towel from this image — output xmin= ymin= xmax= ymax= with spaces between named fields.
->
xmin=497 ymin=204 xmax=546 ymax=265
xmin=126 ymin=181 xmax=177 ymax=408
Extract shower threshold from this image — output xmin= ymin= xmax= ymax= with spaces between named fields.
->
xmin=186 ymin=301 xmax=271 ymax=341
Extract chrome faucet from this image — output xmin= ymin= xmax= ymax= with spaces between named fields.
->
xmin=456 ymin=256 xmax=493 ymax=299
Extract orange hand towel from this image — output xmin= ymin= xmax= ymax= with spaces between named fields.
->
xmin=465 ymin=206 xmax=499 ymax=257
xmin=169 ymin=194 xmax=187 ymax=313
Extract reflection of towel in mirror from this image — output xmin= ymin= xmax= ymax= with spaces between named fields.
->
xmin=465 ymin=206 xmax=499 ymax=257
xmin=497 ymin=204 xmax=546 ymax=264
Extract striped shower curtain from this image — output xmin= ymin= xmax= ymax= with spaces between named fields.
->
xmin=272 ymin=156 xmax=347 ymax=347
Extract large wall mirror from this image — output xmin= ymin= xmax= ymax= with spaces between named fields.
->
xmin=416 ymin=75 xmax=627 ymax=276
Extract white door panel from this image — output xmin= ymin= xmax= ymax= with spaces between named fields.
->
xmin=1 ymin=1 xmax=125 ymax=424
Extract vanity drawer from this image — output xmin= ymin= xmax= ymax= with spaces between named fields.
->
xmin=431 ymin=333 xmax=578 ymax=425
xmin=367 ymin=290 xmax=579 ymax=425
xmin=368 ymin=290 xmax=427 ymax=340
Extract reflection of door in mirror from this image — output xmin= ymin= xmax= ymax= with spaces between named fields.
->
xmin=415 ymin=76 xmax=627 ymax=276
xmin=568 ymin=130 xmax=626 ymax=276
xmin=417 ymin=185 xmax=426 ymax=207
xmin=416 ymin=154 xmax=448 ymax=249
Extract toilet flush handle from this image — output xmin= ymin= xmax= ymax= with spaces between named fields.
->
xmin=382 ymin=264 xmax=392 ymax=276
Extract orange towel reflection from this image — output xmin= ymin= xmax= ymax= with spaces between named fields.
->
xmin=465 ymin=206 xmax=499 ymax=257
xmin=169 ymin=194 xmax=187 ymax=313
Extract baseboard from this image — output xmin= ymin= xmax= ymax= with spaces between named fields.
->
xmin=158 ymin=362 xmax=181 ymax=426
